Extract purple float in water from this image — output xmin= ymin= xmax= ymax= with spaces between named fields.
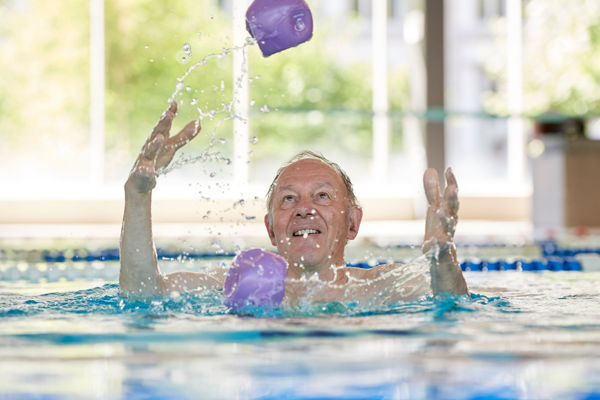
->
xmin=246 ymin=0 xmax=313 ymax=57
xmin=223 ymin=248 xmax=288 ymax=310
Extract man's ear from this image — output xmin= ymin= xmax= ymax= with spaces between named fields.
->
xmin=346 ymin=206 xmax=363 ymax=240
xmin=264 ymin=213 xmax=276 ymax=246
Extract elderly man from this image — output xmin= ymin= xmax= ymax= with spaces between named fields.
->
xmin=119 ymin=102 xmax=468 ymax=301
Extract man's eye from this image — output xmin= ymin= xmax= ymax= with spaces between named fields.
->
xmin=318 ymin=192 xmax=329 ymax=199
xmin=283 ymin=195 xmax=294 ymax=202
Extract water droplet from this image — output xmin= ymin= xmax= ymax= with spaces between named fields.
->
xmin=209 ymin=172 xmax=216 ymax=178
xmin=233 ymin=199 xmax=246 ymax=208
xmin=260 ymin=105 xmax=270 ymax=113
xmin=218 ymin=137 xmax=227 ymax=144
xmin=149 ymin=58 xmax=155 ymax=63
xmin=185 ymin=86 xmax=192 ymax=92
xmin=182 ymin=42 xmax=192 ymax=57
xmin=144 ymin=45 xmax=150 ymax=49
xmin=249 ymin=136 xmax=258 ymax=145
xmin=250 ymin=100 xmax=256 ymax=106
xmin=220 ymin=81 xmax=225 ymax=92
xmin=191 ymin=98 xmax=198 ymax=105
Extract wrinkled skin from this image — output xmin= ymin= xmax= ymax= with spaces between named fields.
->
xmin=264 ymin=158 xmax=362 ymax=280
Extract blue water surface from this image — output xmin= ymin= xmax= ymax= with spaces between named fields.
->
xmin=1 ymin=271 xmax=599 ymax=400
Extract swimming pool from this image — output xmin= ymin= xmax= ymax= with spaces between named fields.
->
xmin=1 ymin=240 xmax=599 ymax=399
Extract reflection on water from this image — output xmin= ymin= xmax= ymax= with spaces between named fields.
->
xmin=1 ymin=270 xmax=599 ymax=399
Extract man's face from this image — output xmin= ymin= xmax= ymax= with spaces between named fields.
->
xmin=265 ymin=159 xmax=362 ymax=272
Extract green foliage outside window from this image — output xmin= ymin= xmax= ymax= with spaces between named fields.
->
xmin=0 ymin=0 xmax=408 ymax=175
xmin=485 ymin=0 xmax=600 ymax=117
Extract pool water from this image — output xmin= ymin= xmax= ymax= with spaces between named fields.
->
xmin=1 ymin=255 xmax=600 ymax=399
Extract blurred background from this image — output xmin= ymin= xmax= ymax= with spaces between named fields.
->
xmin=1 ymin=0 xmax=599 ymax=244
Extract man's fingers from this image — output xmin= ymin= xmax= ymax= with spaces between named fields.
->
xmin=444 ymin=184 xmax=459 ymax=217
xmin=142 ymin=135 xmax=164 ymax=161
xmin=445 ymin=167 xmax=458 ymax=189
xmin=423 ymin=168 xmax=441 ymax=206
xmin=443 ymin=167 xmax=459 ymax=216
xmin=424 ymin=206 xmax=437 ymax=239
xmin=436 ymin=209 xmax=456 ymax=238
xmin=151 ymin=101 xmax=178 ymax=139
xmin=169 ymin=120 xmax=201 ymax=150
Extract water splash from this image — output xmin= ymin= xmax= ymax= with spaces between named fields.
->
xmin=280 ymin=256 xmax=433 ymax=314
xmin=167 ymin=37 xmax=256 ymax=104
xmin=157 ymin=38 xmax=257 ymax=176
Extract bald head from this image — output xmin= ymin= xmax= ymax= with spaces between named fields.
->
xmin=266 ymin=151 xmax=359 ymax=224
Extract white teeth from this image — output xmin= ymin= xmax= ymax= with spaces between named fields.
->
xmin=293 ymin=229 xmax=319 ymax=237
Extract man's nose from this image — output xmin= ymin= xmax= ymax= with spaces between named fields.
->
xmin=295 ymin=199 xmax=315 ymax=218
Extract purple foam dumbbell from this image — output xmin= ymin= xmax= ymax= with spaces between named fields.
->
xmin=246 ymin=0 xmax=313 ymax=57
xmin=223 ymin=248 xmax=288 ymax=310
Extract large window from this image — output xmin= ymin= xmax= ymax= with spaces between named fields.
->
xmin=4 ymin=0 xmax=595 ymax=223
xmin=0 ymin=0 xmax=417 ymax=203
xmin=0 ymin=1 xmax=91 ymax=198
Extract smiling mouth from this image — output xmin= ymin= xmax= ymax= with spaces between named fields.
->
xmin=293 ymin=229 xmax=321 ymax=237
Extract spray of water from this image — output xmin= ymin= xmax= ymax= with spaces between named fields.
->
xmin=158 ymin=36 xmax=258 ymax=176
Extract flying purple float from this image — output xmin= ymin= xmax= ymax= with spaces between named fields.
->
xmin=246 ymin=0 xmax=313 ymax=57
xmin=223 ymin=248 xmax=288 ymax=310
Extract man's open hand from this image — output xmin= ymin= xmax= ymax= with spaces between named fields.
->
xmin=126 ymin=102 xmax=200 ymax=194
xmin=422 ymin=167 xmax=459 ymax=253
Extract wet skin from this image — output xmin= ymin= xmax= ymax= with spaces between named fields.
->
xmin=264 ymin=159 xmax=363 ymax=282
xmin=119 ymin=101 xmax=468 ymax=300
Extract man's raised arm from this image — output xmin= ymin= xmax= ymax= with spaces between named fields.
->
xmin=119 ymin=102 xmax=218 ymax=296
xmin=422 ymin=167 xmax=469 ymax=296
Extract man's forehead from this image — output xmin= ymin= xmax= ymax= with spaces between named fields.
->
xmin=276 ymin=159 xmax=342 ymax=185
xmin=276 ymin=181 xmax=336 ymax=192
